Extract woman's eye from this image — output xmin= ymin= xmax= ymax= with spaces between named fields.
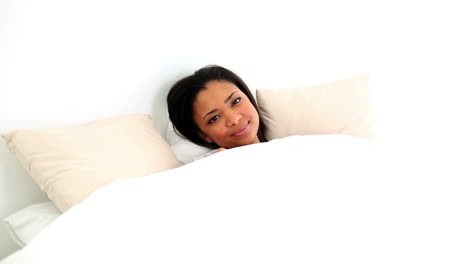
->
xmin=232 ymin=97 xmax=241 ymax=105
xmin=209 ymin=115 xmax=220 ymax=124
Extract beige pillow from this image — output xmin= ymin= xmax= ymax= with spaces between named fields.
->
xmin=2 ymin=114 xmax=181 ymax=212
xmin=256 ymin=73 xmax=374 ymax=141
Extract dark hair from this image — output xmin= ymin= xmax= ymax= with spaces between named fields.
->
xmin=167 ymin=65 xmax=268 ymax=149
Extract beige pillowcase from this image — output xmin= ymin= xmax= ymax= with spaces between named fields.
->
xmin=256 ymin=73 xmax=374 ymax=141
xmin=2 ymin=114 xmax=181 ymax=212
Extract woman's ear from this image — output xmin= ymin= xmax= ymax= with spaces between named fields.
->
xmin=198 ymin=131 xmax=213 ymax=143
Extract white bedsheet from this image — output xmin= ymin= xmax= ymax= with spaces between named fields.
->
xmin=2 ymin=135 xmax=466 ymax=263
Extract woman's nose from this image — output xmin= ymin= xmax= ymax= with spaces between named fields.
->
xmin=226 ymin=112 xmax=241 ymax=127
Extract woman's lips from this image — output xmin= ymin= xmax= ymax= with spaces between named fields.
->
xmin=232 ymin=122 xmax=249 ymax=136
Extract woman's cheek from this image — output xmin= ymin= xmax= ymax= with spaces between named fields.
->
xmin=252 ymin=105 xmax=260 ymax=117
xmin=214 ymin=128 xmax=228 ymax=139
xmin=208 ymin=126 xmax=228 ymax=140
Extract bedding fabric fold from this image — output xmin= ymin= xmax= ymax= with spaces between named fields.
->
xmin=2 ymin=135 xmax=466 ymax=264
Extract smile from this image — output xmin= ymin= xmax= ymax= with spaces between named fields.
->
xmin=232 ymin=122 xmax=250 ymax=137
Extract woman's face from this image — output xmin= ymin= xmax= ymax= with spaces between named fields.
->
xmin=193 ymin=80 xmax=260 ymax=149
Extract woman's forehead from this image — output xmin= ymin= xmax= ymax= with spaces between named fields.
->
xmin=196 ymin=81 xmax=242 ymax=103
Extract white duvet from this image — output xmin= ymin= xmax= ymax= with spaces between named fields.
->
xmin=2 ymin=135 xmax=467 ymax=263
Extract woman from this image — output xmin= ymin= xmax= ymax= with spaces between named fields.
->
xmin=167 ymin=65 xmax=268 ymax=150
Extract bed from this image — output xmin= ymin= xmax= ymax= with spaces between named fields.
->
xmin=3 ymin=133 xmax=452 ymax=264
xmin=2 ymin=0 xmax=467 ymax=263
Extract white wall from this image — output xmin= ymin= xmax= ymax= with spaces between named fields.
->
xmin=1 ymin=0 xmax=467 ymax=259
xmin=1 ymin=0 xmax=376 ymax=134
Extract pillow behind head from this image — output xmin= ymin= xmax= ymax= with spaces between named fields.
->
xmin=166 ymin=122 xmax=212 ymax=164
xmin=2 ymin=114 xmax=181 ymax=212
xmin=256 ymin=73 xmax=374 ymax=141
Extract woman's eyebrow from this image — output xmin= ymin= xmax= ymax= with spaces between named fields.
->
xmin=203 ymin=92 xmax=237 ymax=120
xmin=203 ymin=109 xmax=217 ymax=120
xmin=224 ymin=91 xmax=237 ymax=103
